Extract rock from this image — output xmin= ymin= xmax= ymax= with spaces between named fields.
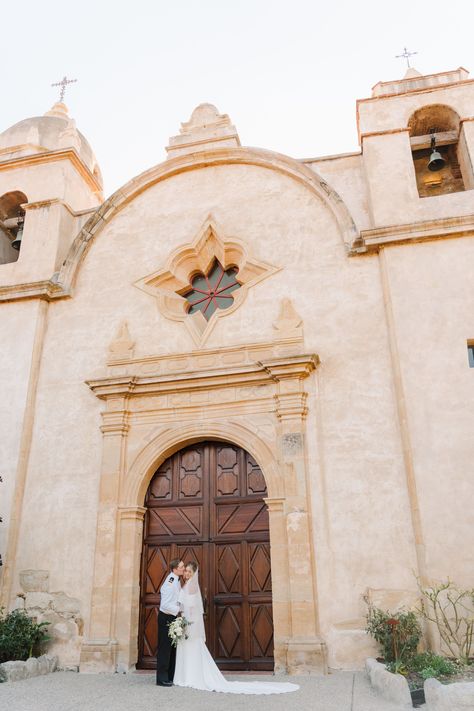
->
xmin=51 ymin=592 xmax=81 ymax=617
xmin=46 ymin=655 xmax=58 ymax=672
xmin=365 ymin=657 xmax=412 ymax=709
xmin=0 ymin=660 xmax=28 ymax=682
xmin=37 ymin=609 xmax=62 ymax=626
xmin=0 ymin=654 xmax=58 ymax=682
xmin=424 ymin=677 xmax=474 ymax=711
xmin=25 ymin=592 xmax=53 ymax=610
xmin=13 ymin=595 xmax=25 ymax=610
xmin=19 ymin=570 xmax=49 ymax=593
xmin=25 ymin=657 xmax=40 ymax=676
xmin=37 ymin=655 xmax=50 ymax=675
xmin=52 ymin=619 xmax=79 ymax=641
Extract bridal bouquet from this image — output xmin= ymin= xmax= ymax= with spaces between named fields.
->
xmin=168 ymin=616 xmax=191 ymax=647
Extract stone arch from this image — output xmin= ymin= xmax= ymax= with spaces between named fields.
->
xmin=58 ymin=147 xmax=359 ymax=297
xmin=407 ymin=103 xmax=461 ymax=136
xmin=0 ymin=190 xmax=27 ymax=264
xmin=124 ymin=420 xmax=284 ymax=508
xmin=407 ymin=103 xmax=469 ymax=197
xmin=137 ymin=437 xmax=277 ymax=670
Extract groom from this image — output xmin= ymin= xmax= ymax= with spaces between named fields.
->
xmin=156 ymin=558 xmax=185 ymax=686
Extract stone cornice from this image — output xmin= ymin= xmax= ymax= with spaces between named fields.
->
xmin=0 ymin=278 xmax=67 ymax=303
xmin=354 ymin=213 xmax=474 ymax=252
xmin=22 ymin=198 xmax=95 ymax=218
xmin=0 ymin=147 xmax=103 ymax=194
xmin=86 ymin=353 xmax=319 ymax=401
xmin=118 ymin=506 xmax=146 ymax=521
xmin=106 ymin=336 xmax=304 ymax=371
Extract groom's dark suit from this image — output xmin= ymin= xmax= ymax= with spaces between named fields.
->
xmin=156 ymin=571 xmax=181 ymax=685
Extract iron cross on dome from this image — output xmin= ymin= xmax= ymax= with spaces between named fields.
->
xmin=51 ymin=75 xmax=78 ymax=102
xmin=395 ymin=47 xmax=418 ymax=68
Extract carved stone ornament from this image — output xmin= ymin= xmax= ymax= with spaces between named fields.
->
xmin=134 ymin=216 xmax=280 ymax=346
xmin=108 ymin=321 xmax=135 ymax=361
xmin=273 ymin=298 xmax=303 ymax=339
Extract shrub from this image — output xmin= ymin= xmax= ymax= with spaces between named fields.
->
xmin=0 ymin=608 xmax=50 ymax=663
xmin=411 ymin=651 xmax=458 ymax=678
xmin=365 ymin=604 xmax=421 ymax=665
xmin=416 ymin=579 xmax=474 ymax=665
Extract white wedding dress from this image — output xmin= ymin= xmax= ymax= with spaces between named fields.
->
xmin=173 ymin=571 xmax=298 ymax=694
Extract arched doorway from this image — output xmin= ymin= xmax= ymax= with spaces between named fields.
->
xmin=137 ymin=441 xmax=273 ymax=671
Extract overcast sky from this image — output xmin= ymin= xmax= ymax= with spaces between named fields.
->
xmin=2 ymin=0 xmax=474 ymax=194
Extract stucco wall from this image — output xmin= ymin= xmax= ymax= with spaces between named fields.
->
xmin=0 ymin=301 xmax=43 ymax=563
xmin=383 ymin=238 xmax=474 ymax=585
xmin=9 ymin=162 xmax=420 ymax=667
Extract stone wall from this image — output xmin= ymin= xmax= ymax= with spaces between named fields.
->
xmin=15 ymin=570 xmax=83 ymax=671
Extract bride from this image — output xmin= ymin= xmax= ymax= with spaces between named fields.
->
xmin=173 ymin=562 xmax=298 ymax=694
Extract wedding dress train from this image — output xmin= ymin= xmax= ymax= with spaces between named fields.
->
xmin=173 ymin=572 xmax=298 ymax=695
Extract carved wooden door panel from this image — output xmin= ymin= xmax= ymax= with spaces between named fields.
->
xmin=137 ymin=442 xmax=273 ymax=670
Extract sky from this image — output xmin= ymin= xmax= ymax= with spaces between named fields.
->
xmin=2 ymin=0 xmax=474 ymax=195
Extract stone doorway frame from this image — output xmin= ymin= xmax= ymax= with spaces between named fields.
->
xmin=79 ymin=339 xmax=327 ymax=674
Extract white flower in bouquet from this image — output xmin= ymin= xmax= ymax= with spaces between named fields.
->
xmin=168 ymin=616 xmax=192 ymax=647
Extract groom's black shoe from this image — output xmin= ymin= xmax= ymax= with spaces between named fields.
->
xmin=156 ymin=680 xmax=173 ymax=687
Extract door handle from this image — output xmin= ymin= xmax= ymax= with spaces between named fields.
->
xmin=203 ymin=588 xmax=208 ymax=614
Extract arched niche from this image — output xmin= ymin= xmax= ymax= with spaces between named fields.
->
xmin=408 ymin=104 xmax=472 ymax=197
xmin=0 ymin=190 xmax=27 ymax=264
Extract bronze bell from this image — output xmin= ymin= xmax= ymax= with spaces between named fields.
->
xmin=428 ymin=135 xmax=446 ymax=172
xmin=12 ymin=215 xmax=24 ymax=251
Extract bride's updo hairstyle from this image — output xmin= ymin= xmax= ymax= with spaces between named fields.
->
xmin=186 ymin=561 xmax=198 ymax=574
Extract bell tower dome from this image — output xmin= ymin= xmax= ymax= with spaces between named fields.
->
xmin=0 ymin=102 xmax=103 ymax=277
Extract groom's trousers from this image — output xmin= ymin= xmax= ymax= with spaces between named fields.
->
xmin=156 ymin=611 xmax=177 ymax=684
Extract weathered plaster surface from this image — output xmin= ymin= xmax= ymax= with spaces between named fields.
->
xmin=1 ymin=69 xmax=473 ymax=673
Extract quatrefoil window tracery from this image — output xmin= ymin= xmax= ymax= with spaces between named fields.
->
xmin=184 ymin=259 xmax=241 ymax=321
xmin=134 ymin=217 xmax=280 ymax=346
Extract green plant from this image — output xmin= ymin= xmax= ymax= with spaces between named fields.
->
xmin=386 ymin=659 xmax=408 ymax=675
xmin=365 ymin=603 xmax=422 ymax=665
xmin=0 ymin=608 xmax=50 ymax=663
xmin=411 ymin=651 xmax=458 ymax=678
xmin=417 ymin=579 xmax=474 ymax=665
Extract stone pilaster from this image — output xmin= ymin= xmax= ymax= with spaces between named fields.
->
xmin=264 ymin=356 xmax=327 ymax=674
xmin=114 ymin=506 xmax=146 ymax=672
xmin=79 ymin=397 xmax=129 ymax=672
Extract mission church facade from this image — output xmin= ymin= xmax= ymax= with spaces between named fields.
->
xmin=0 ymin=65 xmax=473 ymax=674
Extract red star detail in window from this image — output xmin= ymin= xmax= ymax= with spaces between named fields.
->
xmin=184 ymin=259 xmax=241 ymax=321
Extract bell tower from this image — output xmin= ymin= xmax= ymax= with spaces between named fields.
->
xmin=0 ymin=101 xmax=103 ymax=289
xmin=358 ymin=67 xmax=474 ymax=228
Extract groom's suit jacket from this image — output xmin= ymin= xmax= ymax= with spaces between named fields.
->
xmin=159 ymin=573 xmax=181 ymax=616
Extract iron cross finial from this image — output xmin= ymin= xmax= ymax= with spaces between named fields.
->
xmin=395 ymin=47 xmax=418 ymax=69
xmin=51 ymin=75 xmax=78 ymax=102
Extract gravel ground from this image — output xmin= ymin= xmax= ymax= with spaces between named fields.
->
xmin=0 ymin=670 xmax=415 ymax=711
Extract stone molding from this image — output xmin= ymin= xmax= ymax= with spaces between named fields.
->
xmin=0 ymin=147 xmax=102 ymax=194
xmin=118 ymin=506 xmax=146 ymax=521
xmin=354 ymin=212 xmax=474 ymax=252
xmin=105 ymin=335 xmax=305 ymax=373
xmin=87 ymin=353 xmax=319 ymax=401
xmin=0 ymin=278 xmax=65 ymax=302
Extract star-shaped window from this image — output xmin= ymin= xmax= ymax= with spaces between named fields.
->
xmin=184 ymin=259 xmax=241 ymax=321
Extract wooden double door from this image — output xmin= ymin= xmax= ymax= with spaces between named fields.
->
xmin=137 ymin=441 xmax=274 ymax=670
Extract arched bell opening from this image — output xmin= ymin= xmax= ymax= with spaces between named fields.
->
xmin=0 ymin=190 xmax=27 ymax=264
xmin=137 ymin=440 xmax=274 ymax=672
xmin=408 ymin=104 xmax=472 ymax=196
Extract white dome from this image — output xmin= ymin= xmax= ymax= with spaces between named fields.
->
xmin=0 ymin=103 xmax=103 ymax=187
